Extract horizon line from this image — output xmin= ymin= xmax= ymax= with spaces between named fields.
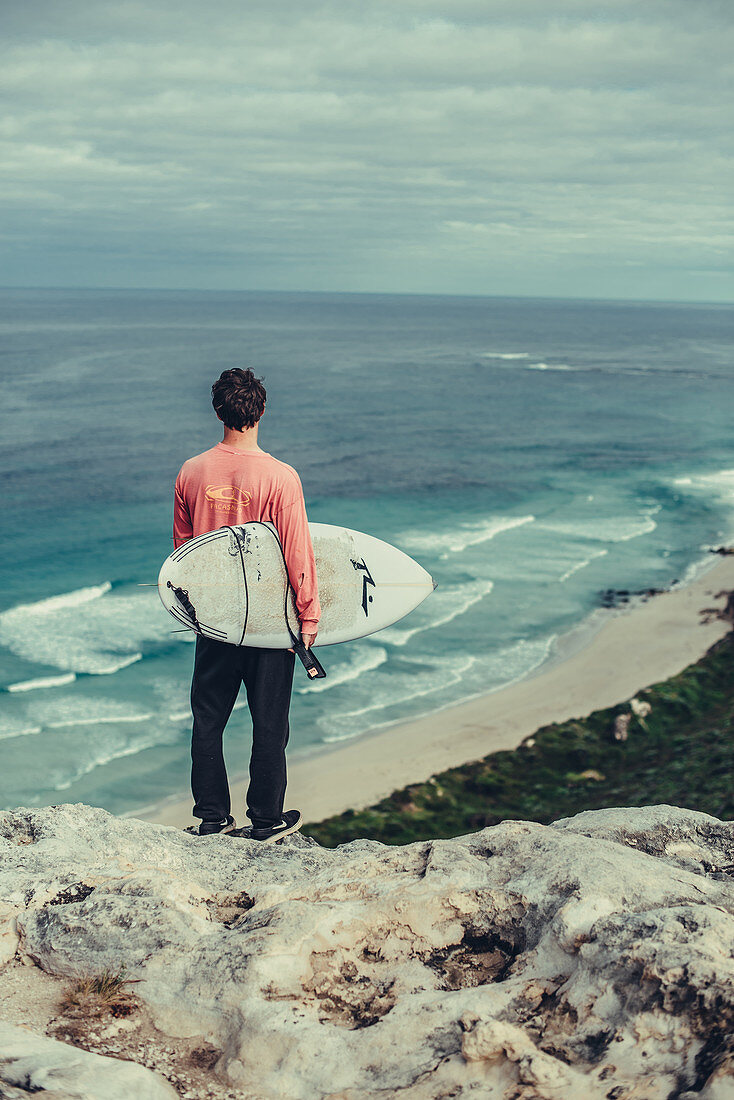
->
xmin=0 ymin=284 xmax=731 ymax=308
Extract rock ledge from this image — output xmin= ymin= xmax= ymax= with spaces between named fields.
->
xmin=1 ymin=803 xmax=732 ymax=1099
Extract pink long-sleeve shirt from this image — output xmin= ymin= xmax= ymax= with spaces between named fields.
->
xmin=173 ymin=443 xmax=320 ymax=633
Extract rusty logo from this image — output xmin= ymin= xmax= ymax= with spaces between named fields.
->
xmin=205 ymin=484 xmax=252 ymax=512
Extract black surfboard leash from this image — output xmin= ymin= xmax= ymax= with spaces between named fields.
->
xmin=287 ymin=627 xmax=327 ymax=680
xmin=166 ymin=581 xmax=201 ymax=632
xmin=227 ymin=523 xmax=326 ymax=680
xmin=224 ymin=525 xmax=249 ymax=646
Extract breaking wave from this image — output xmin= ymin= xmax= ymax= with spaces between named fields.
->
xmin=559 ymin=548 xmax=609 ymax=583
xmin=7 ymin=673 xmax=77 ymax=693
xmin=538 ymin=513 xmax=658 ymax=545
xmin=526 ymin=362 xmax=574 ymax=371
xmin=381 ymin=578 xmax=494 ymax=647
xmin=400 ymin=515 xmax=534 ymax=558
xmin=297 ymin=645 xmax=388 ymax=694
xmin=480 ymin=351 xmax=529 ymax=360
xmin=0 ymin=584 xmax=169 ymax=676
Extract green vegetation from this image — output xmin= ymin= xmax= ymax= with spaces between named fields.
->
xmin=306 ymin=631 xmax=734 ymax=847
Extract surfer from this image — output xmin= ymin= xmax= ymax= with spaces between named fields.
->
xmin=172 ymin=368 xmax=320 ymax=842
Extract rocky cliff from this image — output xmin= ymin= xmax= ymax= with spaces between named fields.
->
xmin=0 ymin=804 xmax=732 ymax=1099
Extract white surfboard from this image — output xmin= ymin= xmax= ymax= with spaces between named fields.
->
xmin=158 ymin=521 xmax=435 ymax=648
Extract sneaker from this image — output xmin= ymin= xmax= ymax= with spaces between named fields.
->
xmin=249 ymin=809 xmax=302 ymax=844
xmin=198 ymin=815 xmax=237 ymax=836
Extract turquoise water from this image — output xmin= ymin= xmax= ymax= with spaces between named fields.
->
xmin=1 ymin=289 xmax=733 ymax=813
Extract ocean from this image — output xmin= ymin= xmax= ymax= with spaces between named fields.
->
xmin=1 ymin=288 xmax=733 ymax=816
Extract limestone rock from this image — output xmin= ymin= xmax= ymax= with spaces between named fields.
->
xmin=0 ymin=1020 xmax=177 ymax=1099
xmin=629 ymin=696 xmax=651 ymax=720
xmin=0 ymin=803 xmax=732 ymax=1099
xmin=613 ymin=712 xmax=632 ymax=740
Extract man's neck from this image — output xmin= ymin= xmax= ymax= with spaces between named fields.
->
xmin=221 ymin=424 xmax=262 ymax=452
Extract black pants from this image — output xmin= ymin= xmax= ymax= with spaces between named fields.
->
xmin=190 ymin=635 xmax=295 ymax=828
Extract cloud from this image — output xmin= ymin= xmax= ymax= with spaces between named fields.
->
xmin=1 ymin=0 xmax=732 ymax=298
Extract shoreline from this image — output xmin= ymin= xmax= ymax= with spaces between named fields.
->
xmin=140 ymin=554 xmax=734 ymax=829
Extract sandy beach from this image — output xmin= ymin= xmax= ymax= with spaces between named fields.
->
xmin=142 ymin=555 xmax=734 ymax=829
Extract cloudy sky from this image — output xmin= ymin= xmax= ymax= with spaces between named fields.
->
xmin=2 ymin=0 xmax=732 ymax=300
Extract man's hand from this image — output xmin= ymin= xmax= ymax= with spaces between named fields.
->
xmin=302 ymin=632 xmax=317 ymax=650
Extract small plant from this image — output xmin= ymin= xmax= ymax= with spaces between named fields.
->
xmin=59 ymin=965 xmax=140 ymax=1019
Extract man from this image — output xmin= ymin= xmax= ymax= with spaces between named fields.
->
xmin=173 ymin=368 xmax=320 ymax=842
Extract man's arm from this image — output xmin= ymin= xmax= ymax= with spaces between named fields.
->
xmin=173 ymin=478 xmax=193 ymax=549
xmin=276 ymin=493 xmax=320 ymax=648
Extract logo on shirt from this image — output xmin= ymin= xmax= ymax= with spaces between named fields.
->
xmin=205 ymin=484 xmax=252 ymax=513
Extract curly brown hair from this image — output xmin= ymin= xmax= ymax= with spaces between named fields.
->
xmin=211 ymin=368 xmax=267 ymax=430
